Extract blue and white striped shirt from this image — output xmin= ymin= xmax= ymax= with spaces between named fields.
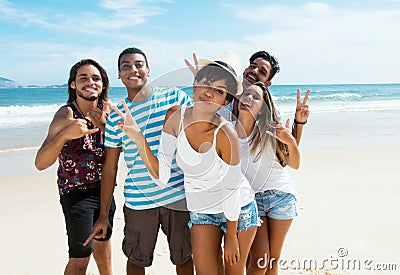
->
xmin=105 ymin=87 xmax=193 ymax=210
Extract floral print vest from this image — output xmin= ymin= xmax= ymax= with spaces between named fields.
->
xmin=57 ymin=102 xmax=106 ymax=195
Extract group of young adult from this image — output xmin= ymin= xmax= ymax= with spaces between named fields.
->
xmin=35 ymin=46 xmax=310 ymax=275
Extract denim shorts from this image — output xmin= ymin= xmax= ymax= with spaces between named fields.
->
xmin=255 ymin=189 xmax=298 ymax=220
xmin=188 ymin=200 xmax=260 ymax=233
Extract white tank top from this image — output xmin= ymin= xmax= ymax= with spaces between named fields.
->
xmin=238 ymin=129 xmax=297 ymax=198
xmin=176 ymin=106 xmax=254 ymax=219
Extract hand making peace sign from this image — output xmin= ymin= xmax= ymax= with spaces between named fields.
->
xmin=294 ymin=89 xmax=311 ymax=124
xmin=112 ymin=100 xmax=143 ymax=143
xmin=184 ymin=52 xmax=199 ymax=77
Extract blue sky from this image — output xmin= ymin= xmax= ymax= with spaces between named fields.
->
xmin=0 ymin=0 xmax=399 ymax=86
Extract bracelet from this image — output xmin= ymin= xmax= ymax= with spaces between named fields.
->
xmin=294 ymin=119 xmax=307 ymax=125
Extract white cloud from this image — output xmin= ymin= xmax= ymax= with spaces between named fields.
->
xmin=0 ymin=0 xmax=56 ymax=28
xmin=0 ymin=42 xmax=121 ymax=86
xmin=303 ymin=2 xmax=331 ymax=15
xmin=95 ymin=0 xmax=168 ymax=29
xmin=0 ymin=0 xmax=168 ymax=33
xmin=100 ymin=0 xmax=142 ymax=10
xmin=2 ymin=1 xmax=400 ymax=85
xmin=0 ymin=37 xmax=250 ymax=86
xmin=231 ymin=2 xmax=400 ymax=84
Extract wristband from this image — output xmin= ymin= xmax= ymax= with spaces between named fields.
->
xmin=294 ymin=119 xmax=307 ymax=125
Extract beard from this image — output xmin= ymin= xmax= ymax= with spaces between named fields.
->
xmin=76 ymin=90 xmax=100 ymax=101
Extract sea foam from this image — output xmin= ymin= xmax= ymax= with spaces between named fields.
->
xmin=0 ymin=104 xmax=61 ymax=128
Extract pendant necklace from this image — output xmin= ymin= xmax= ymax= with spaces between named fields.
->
xmin=74 ymin=100 xmax=96 ymax=149
xmin=74 ymin=100 xmax=89 ymax=121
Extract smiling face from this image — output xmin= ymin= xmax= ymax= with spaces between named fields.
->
xmin=193 ymin=77 xmax=230 ymax=113
xmin=118 ymin=53 xmax=150 ymax=91
xmin=70 ymin=64 xmax=103 ymax=101
xmin=238 ymin=84 xmax=265 ymax=120
xmin=243 ymin=57 xmax=272 ymax=88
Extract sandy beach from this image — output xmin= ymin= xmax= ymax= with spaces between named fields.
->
xmin=1 ymin=111 xmax=400 ymax=274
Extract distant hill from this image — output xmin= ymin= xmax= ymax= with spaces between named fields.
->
xmin=23 ymin=84 xmax=68 ymax=88
xmin=0 ymin=77 xmax=20 ymax=88
xmin=0 ymin=77 xmax=67 ymax=89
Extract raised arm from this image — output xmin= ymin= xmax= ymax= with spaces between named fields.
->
xmin=115 ymin=101 xmax=180 ymax=183
xmin=114 ymin=100 xmax=160 ymax=179
xmin=35 ymin=106 xmax=99 ymax=170
xmin=292 ymin=89 xmax=311 ymax=145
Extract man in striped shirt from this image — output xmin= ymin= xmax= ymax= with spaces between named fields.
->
xmin=86 ymin=47 xmax=194 ymax=274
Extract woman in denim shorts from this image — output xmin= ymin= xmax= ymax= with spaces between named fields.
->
xmin=235 ymin=82 xmax=302 ymax=275
xmin=117 ymin=52 xmax=259 ymax=275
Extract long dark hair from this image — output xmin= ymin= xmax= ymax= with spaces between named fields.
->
xmin=248 ymin=82 xmax=288 ymax=166
xmin=67 ymin=59 xmax=110 ymax=103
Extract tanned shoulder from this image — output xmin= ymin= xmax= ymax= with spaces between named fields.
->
xmin=164 ymin=105 xmax=182 ymax=137
xmin=47 ymin=105 xmax=72 ymax=134
xmin=216 ymin=118 xmax=240 ymax=165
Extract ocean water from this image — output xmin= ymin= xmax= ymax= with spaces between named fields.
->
xmin=1 ymin=83 xmax=400 ymax=153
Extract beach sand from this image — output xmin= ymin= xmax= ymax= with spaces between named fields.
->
xmin=1 ymin=145 xmax=399 ymax=274
xmin=1 ymin=110 xmax=400 ymax=274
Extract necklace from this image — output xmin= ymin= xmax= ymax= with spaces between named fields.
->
xmin=73 ymin=101 xmax=97 ymax=147
xmin=74 ymin=100 xmax=87 ymax=118
xmin=73 ymin=101 xmax=93 ymax=125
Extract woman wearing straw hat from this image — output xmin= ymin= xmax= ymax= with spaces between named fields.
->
xmin=115 ymin=51 xmax=259 ymax=275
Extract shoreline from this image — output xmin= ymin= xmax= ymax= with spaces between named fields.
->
xmin=2 ymin=107 xmax=400 ymax=154
xmin=3 ymin=109 xmax=400 ymax=179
